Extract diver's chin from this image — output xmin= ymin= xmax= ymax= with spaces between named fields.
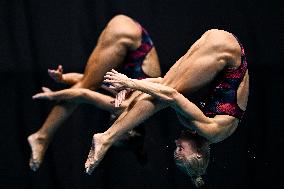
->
xmin=174 ymin=154 xmax=184 ymax=164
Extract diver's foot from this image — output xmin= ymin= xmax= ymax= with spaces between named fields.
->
xmin=27 ymin=133 xmax=49 ymax=171
xmin=85 ymin=133 xmax=110 ymax=175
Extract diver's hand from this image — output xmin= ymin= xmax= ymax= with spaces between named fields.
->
xmin=48 ymin=65 xmax=64 ymax=83
xmin=32 ymin=87 xmax=54 ymax=100
xmin=104 ymin=69 xmax=134 ymax=90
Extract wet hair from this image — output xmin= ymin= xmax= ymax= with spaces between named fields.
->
xmin=175 ymin=130 xmax=210 ymax=187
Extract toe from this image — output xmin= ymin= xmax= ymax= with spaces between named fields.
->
xmin=86 ymin=164 xmax=94 ymax=175
xmin=29 ymin=159 xmax=39 ymax=172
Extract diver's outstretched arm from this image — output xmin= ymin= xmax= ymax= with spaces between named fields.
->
xmin=104 ymin=69 xmax=231 ymax=142
xmin=32 ymin=87 xmax=122 ymax=113
xmin=105 ymin=70 xmax=174 ymax=102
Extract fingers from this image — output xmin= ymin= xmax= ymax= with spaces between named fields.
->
xmin=42 ymin=87 xmax=52 ymax=92
xmin=114 ymin=89 xmax=127 ymax=107
xmin=103 ymin=78 xmax=121 ymax=85
xmin=115 ymin=92 xmax=120 ymax=107
xmin=48 ymin=69 xmax=55 ymax=77
xmin=105 ymin=70 xmax=116 ymax=76
xmin=115 ymin=97 xmax=118 ymax=107
xmin=103 ymin=74 xmax=122 ymax=83
xmin=105 ymin=69 xmax=123 ymax=79
xmin=120 ymin=90 xmax=127 ymax=106
xmin=104 ymin=74 xmax=116 ymax=82
xmin=103 ymin=79 xmax=114 ymax=83
xmin=104 ymin=73 xmax=116 ymax=82
xmin=48 ymin=65 xmax=63 ymax=82
xmin=111 ymin=69 xmax=118 ymax=74
xmin=48 ymin=65 xmax=63 ymax=75
xmin=104 ymin=69 xmax=129 ymax=92
xmin=121 ymin=89 xmax=126 ymax=101
xmin=58 ymin=65 xmax=63 ymax=73
xmin=32 ymin=91 xmax=52 ymax=100
xmin=48 ymin=69 xmax=59 ymax=80
xmin=32 ymin=93 xmax=45 ymax=100
xmin=119 ymin=90 xmax=124 ymax=103
xmin=115 ymin=92 xmax=121 ymax=107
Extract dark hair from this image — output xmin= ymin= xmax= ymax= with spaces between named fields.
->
xmin=176 ymin=130 xmax=210 ymax=187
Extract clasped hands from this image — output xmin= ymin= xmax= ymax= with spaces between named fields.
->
xmin=104 ymin=69 xmax=134 ymax=107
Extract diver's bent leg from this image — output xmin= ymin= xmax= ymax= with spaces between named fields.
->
xmin=28 ymin=101 xmax=78 ymax=171
xmin=85 ymin=96 xmax=169 ymax=174
xmin=28 ymin=15 xmax=142 ymax=171
xmin=28 ymin=80 xmax=88 ymax=171
xmin=107 ymin=98 xmax=168 ymax=142
xmin=77 ymin=15 xmax=142 ymax=90
xmin=32 ymin=14 xmax=140 ymax=141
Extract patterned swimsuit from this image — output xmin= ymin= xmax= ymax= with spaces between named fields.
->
xmin=122 ymin=24 xmax=154 ymax=79
xmin=201 ymin=37 xmax=248 ymax=119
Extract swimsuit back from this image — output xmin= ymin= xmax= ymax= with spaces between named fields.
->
xmin=123 ymin=24 xmax=154 ymax=79
xmin=201 ymin=37 xmax=248 ymax=119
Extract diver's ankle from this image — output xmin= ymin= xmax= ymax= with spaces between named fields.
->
xmin=103 ymin=131 xmax=121 ymax=145
xmin=31 ymin=131 xmax=50 ymax=144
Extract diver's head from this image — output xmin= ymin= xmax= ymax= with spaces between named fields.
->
xmin=174 ymin=130 xmax=210 ymax=187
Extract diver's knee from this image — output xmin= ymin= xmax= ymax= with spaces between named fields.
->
xmin=105 ymin=15 xmax=141 ymax=47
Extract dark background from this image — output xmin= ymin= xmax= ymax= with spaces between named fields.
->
xmin=0 ymin=0 xmax=283 ymax=189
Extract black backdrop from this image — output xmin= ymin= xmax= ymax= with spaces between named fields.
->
xmin=0 ymin=0 xmax=283 ymax=189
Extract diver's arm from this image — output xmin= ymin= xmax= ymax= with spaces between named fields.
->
xmin=104 ymin=69 xmax=231 ymax=142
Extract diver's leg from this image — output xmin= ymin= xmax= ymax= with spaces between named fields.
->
xmin=85 ymin=94 xmax=169 ymax=174
xmin=28 ymin=15 xmax=142 ymax=171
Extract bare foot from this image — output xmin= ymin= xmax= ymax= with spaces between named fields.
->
xmin=85 ymin=133 xmax=110 ymax=175
xmin=27 ymin=133 xmax=49 ymax=171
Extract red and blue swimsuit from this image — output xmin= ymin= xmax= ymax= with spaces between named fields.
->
xmin=201 ymin=37 xmax=248 ymax=120
xmin=122 ymin=24 xmax=154 ymax=80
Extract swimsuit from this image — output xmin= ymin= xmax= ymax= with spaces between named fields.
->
xmin=201 ymin=37 xmax=248 ymax=120
xmin=113 ymin=24 xmax=154 ymax=164
xmin=122 ymin=24 xmax=154 ymax=80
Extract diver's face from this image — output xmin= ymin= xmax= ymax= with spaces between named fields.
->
xmin=174 ymin=138 xmax=196 ymax=163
